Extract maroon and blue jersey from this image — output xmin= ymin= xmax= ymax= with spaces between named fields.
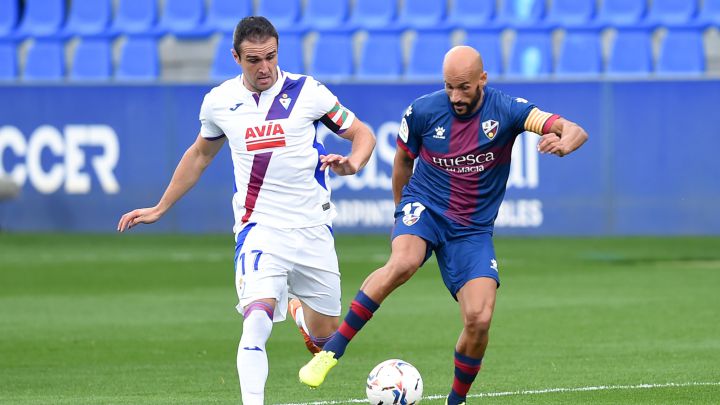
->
xmin=396 ymin=86 xmax=557 ymax=232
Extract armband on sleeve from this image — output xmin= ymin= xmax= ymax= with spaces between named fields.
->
xmin=524 ymin=108 xmax=560 ymax=134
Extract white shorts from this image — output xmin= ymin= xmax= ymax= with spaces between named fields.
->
xmin=234 ymin=222 xmax=341 ymax=322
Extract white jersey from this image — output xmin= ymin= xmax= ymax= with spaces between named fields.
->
xmin=199 ymin=67 xmax=355 ymax=234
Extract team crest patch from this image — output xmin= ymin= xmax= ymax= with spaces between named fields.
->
xmin=279 ymin=93 xmax=291 ymax=109
xmin=482 ymin=119 xmax=499 ymax=140
xmin=402 ymin=214 xmax=419 ymax=226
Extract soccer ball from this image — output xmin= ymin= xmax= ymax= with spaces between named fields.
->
xmin=366 ymin=359 xmax=423 ymax=405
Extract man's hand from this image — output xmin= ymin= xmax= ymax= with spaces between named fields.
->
xmin=538 ymin=118 xmax=588 ymax=157
xmin=537 ymin=133 xmax=565 ymax=157
xmin=319 ymin=154 xmax=361 ymax=176
xmin=117 ymin=206 xmax=163 ymax=232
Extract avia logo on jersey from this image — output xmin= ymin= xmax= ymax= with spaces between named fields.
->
xmin=245 ymin=122 xmax=286 ymax=151
xmin=432 ymin=152 xmax=495 ymax=173
xmin=482 ymin=120 xmax=499 ymax=140
xmin=433 ymin=126 xmax=446 ymax=139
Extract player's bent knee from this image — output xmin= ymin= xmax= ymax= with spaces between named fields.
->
xmin=386 ymin=261 xmax=420 ymax=284
xmin=463 ymin=309 xmax=493 ymax=336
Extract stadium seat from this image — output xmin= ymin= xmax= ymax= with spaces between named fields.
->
xmin=544 ymin=0 xmax=595 ymax=29
xmin=110 ymin=0 xmax=158 ymax=36
xmin=356 ymin=29 xmax=403 ymax=80
xmin=406 ymin=29 xmax=453 ymax=79
xmin=507 ymin=29 xmax=552 ymax=77
xmin=446 ymin=0 xmax=496 ymax=30
xmin=116 ymin=36 xmax=160 ymax=81
xmin=70 ymin=37 xmax=112 ymax=81
xmin=397 ymin=0 xmax=447 ymax=30
xmin=156 ymin=0 xmax=209 ymax=37
xmin=495 ymin=0 xmax=545 ymax=28
xmin=644 ymin=0 xmax=698 ymax=28
xmin=256 ymin=0 xmax=302 ymax=32
xmin=463 ymin=29 xmax=503 ymax=77
xmin=0 ymin=0 xmax=19 ymax=38
xmin=606 ymin=29 xmax=652 ymax=75
xmin=347 ymin=0 xmax=397 ymax=30
xmin=15 ymin=0 xmax=65 ymax=38
xmin=309 ymin=31 xmax=354 ymax=81
xmin=656 ymin=29 xmax=705 ymax=75
xmin=593 ymin=0 xmax=646 ymax=28
xmin=694 ymin=0 xmax=720 ymax=27
xmin=23 ymin=38 xmax=65 ymax=81
xmin=277 ymin=30 xmax=304 ymax=74
xmin=299 ymin=0 xmax=349 ymax=31
xmin=555 ymin=29 xmax=602 ymax=76
xmin=62 ymin=0 xmax=112 ymax=37
xmin=210 ymin=34 xmax=239 ymax=81
xmin=0 ymin=41 xmax=17 ymax=80
xmin=203 ymin=0 xmax=253 ymax=33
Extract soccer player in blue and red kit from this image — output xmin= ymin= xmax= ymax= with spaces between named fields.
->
xmin=299 ymin=46 xmax=588 ymax=404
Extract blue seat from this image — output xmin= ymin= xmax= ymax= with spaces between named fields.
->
xmin=116 ymin=36 xmax=160 ymax=81
xmin=70 ymin=37 xmax=112 ymax=81
xmin=397 ymin=0 xmax=447 ymax=29
xmin=309 ymin=31 xmax=353 ymax=81
xmin=544 ymin=0 xmax=595 ymax=29
xmin=110 ymin=0 xmax=158 ymax=35
xmin=556 ymin=29 xmax=602 ymax=76
xmin=0 ymin=0 xmax=20 ymax=38
xmin=210 ymin=34 xmax=239 ymax=81
xmin=406 ymin=29 xmax=452 ymax=79
xmin=695 ymin=0 xmax=720 ymax=27
xmin=606 ymin=29 xmax=652 ymax=75
xmin=463 ymin=30 xmax=503 ymax=76
xmin=447 ymin=0 xmax=495 ymax=29
xmin=594 ymin=0 xmax=646 ymax=28
xmin=256 ymin=0 xmax=301 ymax=31
xmin=348 ymin=0 xmax=397 ymax=30
xmin=0 ymin=41 xmax=17 ymax=80
xmin=15 ymin=0 xmax=65 ymax=38
xmin=203 ymin=0 xmax=253 ymax=33
xmin=495 ymin=0 xmax=545 ymax=28
xmin=644 ymin=0 xmax=697 ymax=28
xmin=657 ymin=29 xmax=704 ymax=75
xmin=23 ymin=38 xmax=64 ymax=81
xmin=357 ymin=30 xmax=403 ymax=80
xmin=277 ymin=30 xmax=304 ymax=74
xmin=507 ymin=29 xmax=552 ymax=77
xmin=63 ymin=0 xmax=112 ymax=37
xmin=299 ymin=0 xmax=349 ymax=30
xmin=156 ymin=0 xmax=208 ymax=37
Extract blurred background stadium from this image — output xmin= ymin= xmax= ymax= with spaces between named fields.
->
xmin=1 ymin=1 xmax=720 ymax=404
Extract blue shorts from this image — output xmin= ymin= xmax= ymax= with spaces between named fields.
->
xmin=391 ymin=200 xmax=500 ymax=299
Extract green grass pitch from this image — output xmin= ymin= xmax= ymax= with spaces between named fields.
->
xmin=1 ymin=233 xmax=719 ymax=404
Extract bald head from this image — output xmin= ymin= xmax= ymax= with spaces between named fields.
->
xmin=443 ymin=46 xmax=484 ymax=79
xmin=443 ymin=46 xmax=488 ymax=116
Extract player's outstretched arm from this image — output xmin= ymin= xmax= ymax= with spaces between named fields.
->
xmin=320 ymin=119 xmax=376 ymax=176
xmin=537 ymin=118 xmax=588 ymax=157
xmin=117 ymin=134 xmax=226 ymax=232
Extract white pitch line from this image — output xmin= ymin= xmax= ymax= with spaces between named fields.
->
xmin=275 ymin=381 xmax=720 ymax=405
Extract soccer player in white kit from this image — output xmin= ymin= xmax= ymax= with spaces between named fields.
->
xmin=117 ymin=16 xmax=376 ymax=404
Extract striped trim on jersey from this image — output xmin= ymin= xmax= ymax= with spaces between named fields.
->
xmin=524 ymin=107 xmax=560 ymax=134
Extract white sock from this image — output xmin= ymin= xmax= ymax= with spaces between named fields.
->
xmin=294 ymin=304 xmax=312 ymax=336
xmin=237 ymin=309 xmax=273 ymax=405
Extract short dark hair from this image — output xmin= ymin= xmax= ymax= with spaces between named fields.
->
xmin=233 ymin=16 xmax=279 ymax=56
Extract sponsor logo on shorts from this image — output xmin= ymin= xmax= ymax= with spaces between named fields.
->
xmin=490 ymin=258 xmax=498 ymax=272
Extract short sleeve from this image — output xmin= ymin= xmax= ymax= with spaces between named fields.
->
xmin=199 ymin=93 xmax=225 ymax=140
xmin=507 ymin=96 xmax=537 ymax=134
xmin=311 ymin=79 xmax=356 ymax=134
xmin=397 ymin=103 xmax=421 ymax=159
